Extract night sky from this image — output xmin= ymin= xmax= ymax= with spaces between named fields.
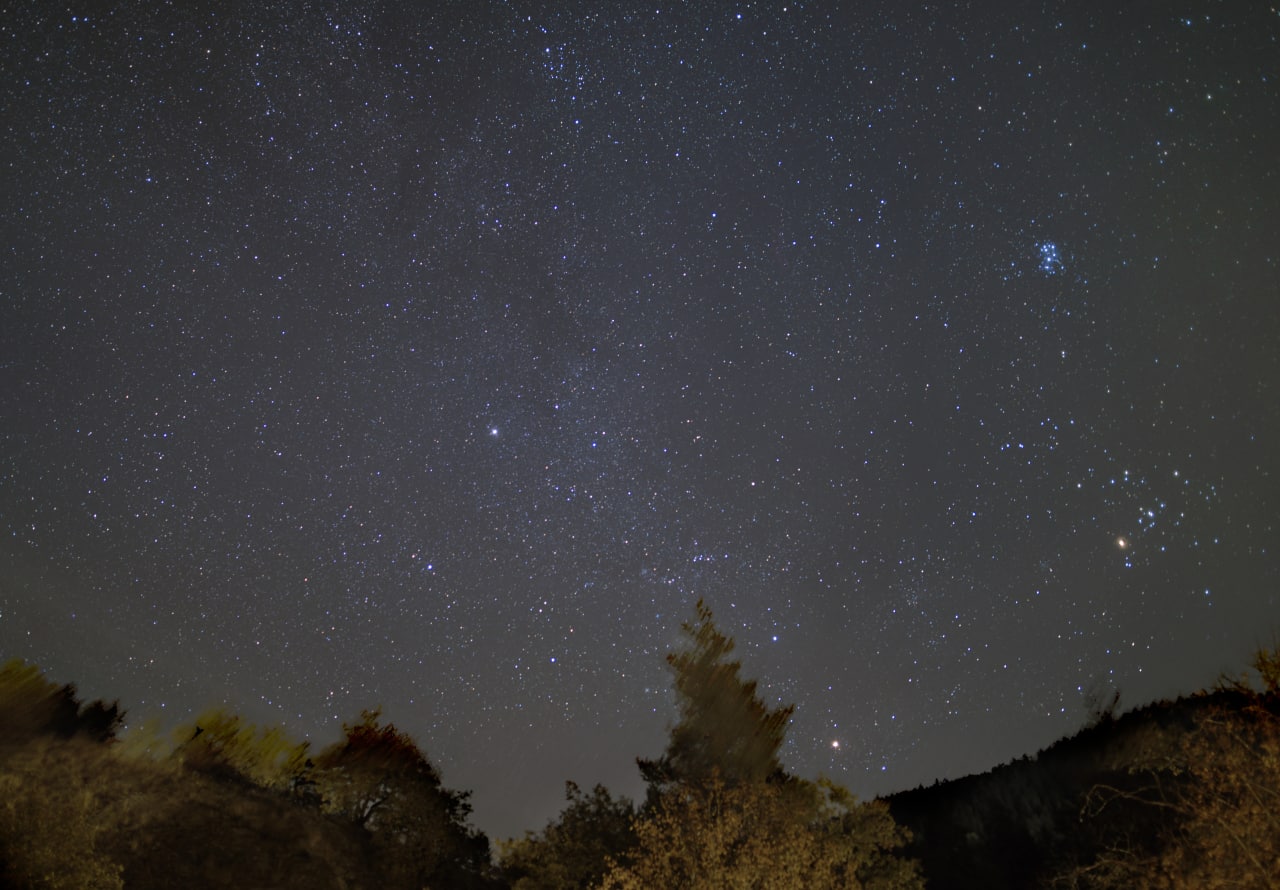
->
xmin=2 ymin=1 xmax=1277 ymax=839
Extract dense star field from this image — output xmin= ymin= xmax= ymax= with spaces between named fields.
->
xmin=2 ymin=2 xmax=1277 ymax=838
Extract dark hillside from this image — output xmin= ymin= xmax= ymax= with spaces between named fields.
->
xmin=886 ymin=690 xmax=1268 ymax=889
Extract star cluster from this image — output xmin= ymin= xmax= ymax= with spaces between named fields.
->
xmin=2 ymin=2 xmax=1277 ymax=838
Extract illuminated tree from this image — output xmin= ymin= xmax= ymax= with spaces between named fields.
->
xmin=600 ymin=776 xmax=921 ymax=890
xmin=171 ymin=709 xmax=311 ymax=790
xmin=1061 ymin=647 xmax=1280 ymax=888
xmin=499 ymin=781 xmax=637 ymax=889
xmin=638 ymin=599 xmax=793 ymax=795
xmin=617 ymin=601 xmax=922 ymax=888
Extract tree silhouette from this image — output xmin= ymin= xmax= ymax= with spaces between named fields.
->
xmin=0 ymin=659 xmax=122 ymax=746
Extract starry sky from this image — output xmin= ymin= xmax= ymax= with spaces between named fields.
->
xmin=2 ymin=1 xmax=1277 ymax=839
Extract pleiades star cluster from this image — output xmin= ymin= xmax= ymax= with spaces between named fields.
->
xmin=2 ymin=1 xmax=1276 ymax=838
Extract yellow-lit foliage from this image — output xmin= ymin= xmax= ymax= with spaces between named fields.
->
xmin=1250 ymin=646 xmax=1280 ymax=696
xmin=0 ymin=739 xmax=124 ymax=890
xmin=0 ymin=659 xmax=77 ymax=743
xmin=1063 ymin=646 xmax=1280 ymax=888
xmin=114 ymin=715 xmax=173 ymax=761
xmin=600 ymin=776 xmax=922 ymax=890
xmin=173 ymin=708 xmax=311 ymax=790
xmin=639 ymin=600 xmax=794 ymax=793
xmin=499 ymin=781 xmax=637 ymax=890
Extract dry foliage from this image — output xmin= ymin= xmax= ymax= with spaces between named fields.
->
xmin=599 ymin=776 xmax=922 ymax=890
xmin=1059 ymin=647 xmax=1280 ymax=888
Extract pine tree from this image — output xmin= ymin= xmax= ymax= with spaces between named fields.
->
xmin=614 ymin=601 xmax=923 ymax=889
xmin=638 ymin=599 xmax=794 ymax=794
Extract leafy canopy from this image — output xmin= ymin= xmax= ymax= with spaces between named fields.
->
xmin=499 ymin=781 xmax=637 ymax=890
